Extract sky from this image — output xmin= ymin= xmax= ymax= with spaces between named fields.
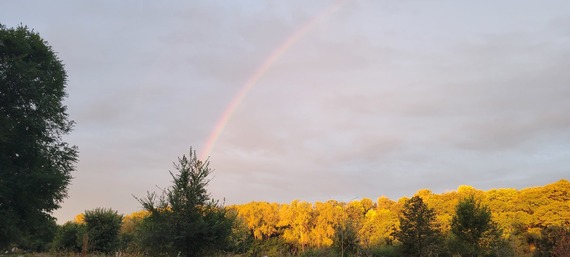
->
xmin=2 ymin=1 xmax=570 ymax=223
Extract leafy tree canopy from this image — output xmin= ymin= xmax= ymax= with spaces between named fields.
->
xmin=0 ymin=24 xmax=77 ymax=249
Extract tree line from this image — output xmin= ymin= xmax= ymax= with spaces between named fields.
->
xmin=53 ymin=179 xmax=570 ymax=257
xmin=224 ymin=179 xmax=570 ymax=257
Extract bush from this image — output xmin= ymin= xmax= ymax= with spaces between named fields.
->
xmin=51 ymin=222 xmax=85 ymax=253
xmin=369 ymin=244 xmax=397 ymax=257
xmin=83 ymin=208 xmax=123 ymax=254
xmin=246 ymin=237 xmax=293 ymax=257
xmin=300 ymin=247 xmax=337 ymax=257
xmin=533 ymin=226 xmax=570 ymax=257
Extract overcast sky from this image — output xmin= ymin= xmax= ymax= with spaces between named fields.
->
xmin=2 ymin=1 xmax=570 ymax=223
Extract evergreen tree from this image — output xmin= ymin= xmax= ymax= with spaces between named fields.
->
xmin=393 ymin=196 xmax=443 ymax=257
xmin=0 ymin=24 xmax=77 ymax=249
xmin=136 ymin=149 xmax=234 ymax=257
xmin=450 ymin=195 xmax=502 ymax=257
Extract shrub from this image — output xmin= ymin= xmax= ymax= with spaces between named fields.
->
xmin=83 ymin=208 xmax=123 ymax=254
xmin=51 ymin=221 xmax=85 ymax=252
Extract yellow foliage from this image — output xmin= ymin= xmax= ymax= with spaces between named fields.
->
xmin=457 ymin=185 xmax=482 ymax=196
xmin=359 ymin=208 xmax=398 ymax=247
xmin=226 ymin=180 xmax=570 ymax=252
xmin=123 ymin=210 xmax=150 ymax=221
xmin=236 ymin=201 xmax=281 ymax=240
xmin=74 ymin=213 xmax=85 ymax=224
xmin=415 ymin=189 xmax=433 ymax=199
xmin=377 ymin=196 xmax=396 ymax=211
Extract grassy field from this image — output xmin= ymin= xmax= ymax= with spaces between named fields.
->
xmin=0 ymin=253 xmax=250 ymax=257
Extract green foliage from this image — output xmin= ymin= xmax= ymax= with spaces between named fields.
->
xmin=299 ymin=247 xmax=337 ymax=257
xmin=246 ymin=237 xmax=294 ymax=257
xmin=226 ymin=211 xmax=254 ymax=254
xmin=51 ymin=221 xmax=85 ymax=253
xmin=505 ymin=225 xmax=533 ymax=257
xmin=450 ymin=196 xmax=503 ymax=256
xmin=118 ymin=212 xmax=146 ymax=253
xmin=0 ymin=24 xmax=77 ymax=249
xmin=18 ymin=213 xmax=58 ymax=252
xmin=83 ymin=208 xmax=123 ymax=254
xmin=393 ymin=196 xmax=443 ymax=257
xmin=115 ymin=180 xmax=570 ymax=256
xmin=368 ymin=244 xmax=398 ymax=257
xmin=533 ymin=226 xmax=570 ymax=257
xmin=333 ymin=220 xmax=359 ymax=257
xmin=136 ymin=149 xmax=234 ymax=257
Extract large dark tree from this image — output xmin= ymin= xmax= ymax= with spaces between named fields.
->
xmin=450 ymin=196 xmax=503 ymax=257
xmin=136 ymin=149 xmax=233 ymax=257
xmin=0 ymin=24 xmax=77 ymax=249
xmin=393 ymin=196 xmax=443 ymax=257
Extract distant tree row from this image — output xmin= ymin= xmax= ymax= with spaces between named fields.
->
xmin=48 ymin=179 xmax=570 ymax=257
xmin=228 ymin=180 xmax=570 ymax=256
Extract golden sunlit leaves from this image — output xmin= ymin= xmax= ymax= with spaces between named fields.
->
xmin=73 ymin=213 xmax=85 ymax=224
xmin=116 ymin=179 xmax=570 ymax=251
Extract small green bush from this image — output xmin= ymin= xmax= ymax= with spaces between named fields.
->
xmin=83 ymin=208 xmax=123 ymax=254
xmin=246 ymin=237 xmax=293 ymax=257
xmin=369 ymin=244 xmax=397 ymax=257
xmin=51 ymin=221 xmax=85 ymax=253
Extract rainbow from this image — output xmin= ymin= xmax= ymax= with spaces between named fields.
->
xmin=199 ymin=1 xmax=347 ymax=160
